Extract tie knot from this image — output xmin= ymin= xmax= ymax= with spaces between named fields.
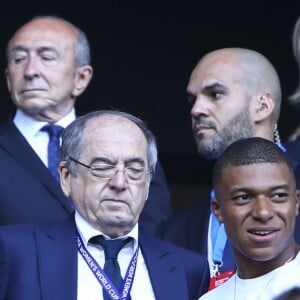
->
xmin=89 ymin=236 xmax=131 ymax=259
xmin=41 ymin=124 xmax=64 ymax=138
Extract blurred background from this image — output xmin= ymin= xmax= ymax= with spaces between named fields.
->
xmin=0 ymin=1 xmax=299 ymax=210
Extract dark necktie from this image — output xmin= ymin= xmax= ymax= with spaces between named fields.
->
xmin=41 ymin=124 xmax=64 ymax=181
xmin=89 ymin=235 xmax=131 ymax=300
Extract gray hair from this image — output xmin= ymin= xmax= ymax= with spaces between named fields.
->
xmin=61 ymin=110 xmax=158 ymax=175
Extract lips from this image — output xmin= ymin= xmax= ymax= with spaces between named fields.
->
xmin=194 ymin=124 xmax=214 ymax=136
xmin=21 ymin=88 xmax=45 ymax=93
xmin=248 ymin=229 xmax=279 ymax=236
xmin=195 ymin=124 xmax=211 ymax=130
xmin=103 ymin=198 xmax=126 ymax=204
xmin=247 ymin=227 xmax=280 ymax=242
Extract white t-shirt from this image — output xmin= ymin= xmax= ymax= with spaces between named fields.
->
xmin=199 ymin=252 xmax=300 ymax=300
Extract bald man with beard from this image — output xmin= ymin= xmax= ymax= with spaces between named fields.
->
xmin=156 ymin=48 xmax=300 ymax=286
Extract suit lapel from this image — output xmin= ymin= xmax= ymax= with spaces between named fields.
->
xmin=139 ymin=235 xmax=189 ymax=300
xmin=35 ymin=217 xmax=77 ymax=300
xmin=0 ymin=121 xmax=73 ymax=213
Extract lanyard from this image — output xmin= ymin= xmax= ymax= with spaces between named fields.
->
xmin=210 ymin=189 xmax=227 ymax=276
xmin=77 ymin=233 xmax=139 ymax=300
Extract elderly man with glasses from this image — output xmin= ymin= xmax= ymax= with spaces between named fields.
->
xmin=0 ymin=110 xmax=210 ymax=300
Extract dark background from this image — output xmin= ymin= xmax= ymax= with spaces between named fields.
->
xmin=0 ymin=2 xmax=299 ymax=210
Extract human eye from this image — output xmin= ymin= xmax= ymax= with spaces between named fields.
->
xmin=208 ymin=89 xmax=224 ymax=101
xmin=232 ymin=194 xmax=250 ymax=204
xmin=91 ymin=163 xmax=114 ymax=178
xmin=10 ymin=52 xmax=27 ymax=65
xmin=40 ymin=50 xmax=57 ymax=64
xmin=270 ymin=192 xmax=288 ymax=202
xmin=204 ymin=83 xmax=227 ymax=101
xmin=125 ymin=163 xmax=144 ymax=179
xmin=42 ymin=54 xmax=55 ymax=61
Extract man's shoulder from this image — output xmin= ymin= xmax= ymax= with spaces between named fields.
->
xmin=0 ymin=222 xmax=54 ymax=235
xmin=157 ymin=192 xmax=211 ymax=232
xmin=0 ymin=119 xmax=24 ymax=145
xmin=155 ymin=192 xmax=211 ymax=252
xmin=140 ymin=236 xmax=207 ymax=267
xmin=0 ymin=119 xmax=15 ymax=134
xmin=284 ymin=138 xmax=300 ymax=162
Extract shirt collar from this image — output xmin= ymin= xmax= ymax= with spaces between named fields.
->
xmin=75 ymin=211 xmax=139 ymax=251
xmin=13 ymin=108 xmax=76 ymax=139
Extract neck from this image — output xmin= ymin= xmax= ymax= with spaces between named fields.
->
xmin=235 ymin=246 xmax=298 ymax=279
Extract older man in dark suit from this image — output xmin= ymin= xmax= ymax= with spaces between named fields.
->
xmin=0 ymin=15 xmax=171 ymax=235
xmin=0 ymin=110 xmax=210 ymax=300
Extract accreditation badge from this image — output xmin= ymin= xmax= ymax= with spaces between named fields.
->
xmin=208 ymin=270 xmax=235 ymax=290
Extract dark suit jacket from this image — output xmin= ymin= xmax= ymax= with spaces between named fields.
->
xmin=0 ymin=216 xmax=210 ymax=300
xmin=284 ymin=138 xmax=300 ymax=189
xmin=283 ymin=138 xmax=300 ymax=243
xmin=0 ymin=120 xmax=171 ymax=234
xmin=156 ymin=192 xmax=236 ymax=273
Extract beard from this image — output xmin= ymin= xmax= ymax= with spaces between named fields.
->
xmin=194 ymin=108 xmax=253 ymax=159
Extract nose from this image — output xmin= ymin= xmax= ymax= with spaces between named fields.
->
xmin=107 ymin=169 xmax=128 ymax=191
xmin=251 ymin=196 xmax=274 ymax=222
xmin=190 ymin=95 xmax=210 ymax=120
xmin=24 ymin=57 xmax=40 ymax=79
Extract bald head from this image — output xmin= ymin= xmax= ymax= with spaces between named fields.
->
xmin=187 ymin=48 xmax=282 ymax=159
xmin=5 ymin=15 xmax=93 ymax=123
xmin=7 ymin=15 xmax=91 ymax=68
xmin=189 ymin=48 xmax=281 ymax=121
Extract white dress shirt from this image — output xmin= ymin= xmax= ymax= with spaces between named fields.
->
xmin=13 ymin=108 xmax=76 ymax=167
xmin=75 ymin=212 xmax=156 ymax=300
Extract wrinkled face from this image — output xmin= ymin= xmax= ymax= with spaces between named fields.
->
xmin=5 ymin=18 xmax=79 ymax=120
xmin=213 ymin=163 xmax=300 ymax=264
xmin=60 ymin=116 xmax=150 ymax=237
xmin=187 ymin=54 xmax=254 ymax=159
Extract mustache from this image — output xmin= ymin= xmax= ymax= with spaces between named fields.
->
xmin=193 ymin=118 xmax=217 ymax=130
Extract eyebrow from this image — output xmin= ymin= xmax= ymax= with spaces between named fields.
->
xmin=187 ymin=82 xmax=229 ymax=97
xmin=9 ymin=45 xmax=58 ymax=54
xmin=229 ymin=184 xmax=290 ymax=195
xmin=90 ymin=157 xmax=146 ymax=166
xmin=202 ymin=82 xmax=229 ymax=94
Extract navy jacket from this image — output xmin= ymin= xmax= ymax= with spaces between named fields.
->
xmin=157 ymin=192 xmax=236 ymax=273
xmin=284 ymin=138 xmax=300 ymax=243
xmin=0 ymin=216 xmax=210 ymax=300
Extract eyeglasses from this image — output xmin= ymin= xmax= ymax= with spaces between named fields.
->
xmin=68 ymin=156 xmax=151 ymax=183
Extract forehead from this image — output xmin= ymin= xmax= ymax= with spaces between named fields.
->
xmin=217 ymin=163 xmax=293 ymax=192
xmin=8 ymin=19 xmax=77 ymax=51
xmin=81 ymin=116 xmax=148 ymax=159
xmin=187 ymin=52 xmax=247 ymax=93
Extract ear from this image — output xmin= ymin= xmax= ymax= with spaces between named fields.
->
xmin=295 ymin=189 xmax=300 ymax=216
xmin=72 ymin=65 xmax=93 ymax=97
xmin=252 ymin=93 xmax=275 ymax=122
xmin=211 ymin=197 xmax=223 ymax=223
xmin=59 ymin=161 xmax=72 ymax=197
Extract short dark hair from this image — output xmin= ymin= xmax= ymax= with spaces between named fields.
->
xmin=213 ymin=137 xmax=295 ymax=189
